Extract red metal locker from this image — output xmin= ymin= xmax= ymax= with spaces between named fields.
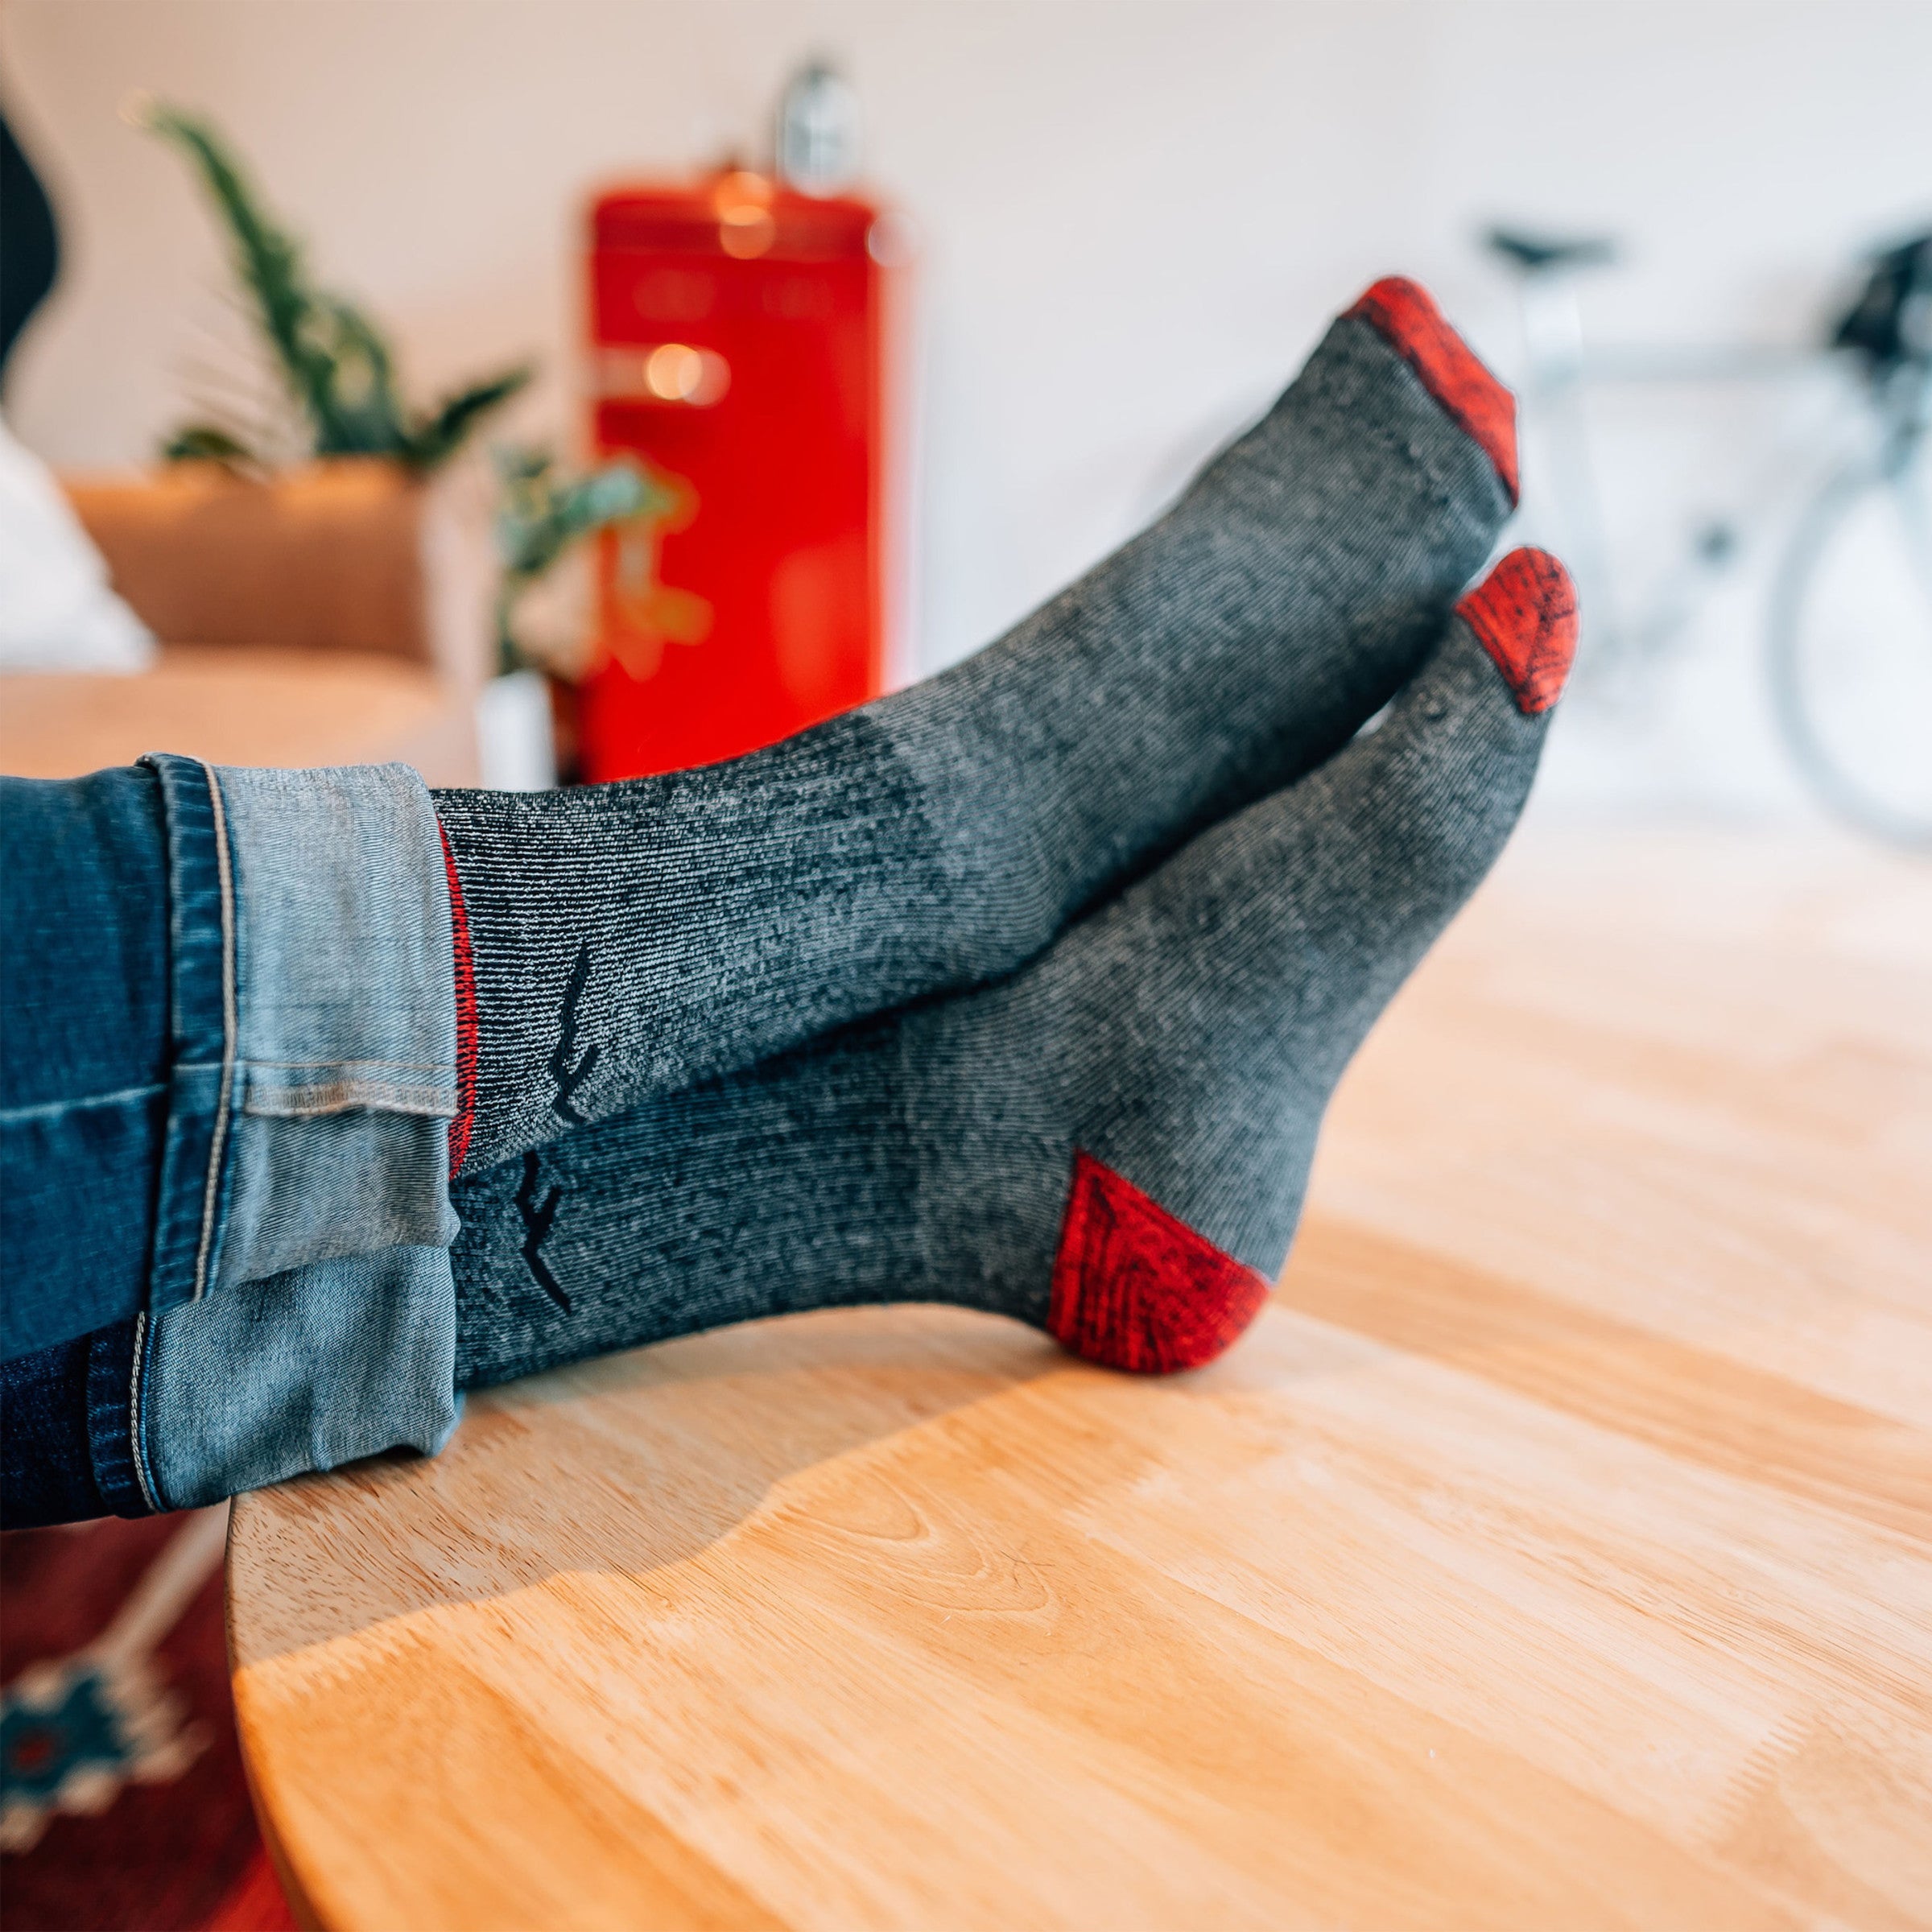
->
xmin=580 ymin=169 xmax=900 ymax=781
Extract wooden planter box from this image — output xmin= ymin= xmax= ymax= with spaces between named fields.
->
xmin=2 ymin=459 xmax=491 ymax=783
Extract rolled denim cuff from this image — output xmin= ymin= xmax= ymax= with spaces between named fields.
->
xmin=134 ymin=756 xmax=462 ymax=1511
xmin=217 ymin=760 xmax=461 ymax=1280
xmin=142 ymin=1247 xmax=459 ymax=1509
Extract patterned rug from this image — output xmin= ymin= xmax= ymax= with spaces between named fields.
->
xmin=2 ymin=1510 xmax=299 ymax=1932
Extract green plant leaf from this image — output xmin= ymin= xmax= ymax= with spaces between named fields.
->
xmin=145 ymin=101 xmax=534 ymax=472
xmin=159 ymin=422 xmax=263 ymax=471
xmin=143 ymin=105 xmax=352 ymax=448
xmin=310 ymin=295 xmax=411 ymax=455
xmin=402 ymin=366 xmax=533 ymax=470
xmin=492 ymin=448 xmax=657 ymax=672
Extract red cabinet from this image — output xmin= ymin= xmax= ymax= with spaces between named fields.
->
xmin=580 ymin=171 xmax=901 ymax=781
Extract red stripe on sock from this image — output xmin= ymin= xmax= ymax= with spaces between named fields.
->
xmin=437 ymin=821 xmax=479 ymax=1179
xmin=1345 ymin=276 xmax=1519 ymax=506
xmin=1047 ymin=1150 xmax=1270 ymax=1374
xmin=1455 ymin=546 xmax=1579 ymax=715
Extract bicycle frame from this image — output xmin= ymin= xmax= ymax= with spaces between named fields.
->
xmin=1503 ymin=260 xmax=1868 ymax=689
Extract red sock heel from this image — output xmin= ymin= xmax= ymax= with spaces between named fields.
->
xmin=1047 ymin=1150 xmax=1271 ymax=1374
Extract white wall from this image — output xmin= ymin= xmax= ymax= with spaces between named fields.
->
xmin=5 ymin=0 xmax=1928 ymax=815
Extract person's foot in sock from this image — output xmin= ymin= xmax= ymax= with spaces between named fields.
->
xmin=434 ymin=279 xmax=1517 ymax=1174
xmin=449 ymin=548 xmax=1575 ymax=1389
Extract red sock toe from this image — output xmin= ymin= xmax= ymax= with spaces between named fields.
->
xmin=1047 ymin=1150 xmax=1270 ymax=1373
xmin=1455 ymin=547 xmax=1579 ymax=715
xmin=1346 ymin=277 xmax=1518 ymax=506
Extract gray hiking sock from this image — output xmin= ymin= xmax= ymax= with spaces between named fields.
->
xmin=448 ymin=549 xmax=1576 ymax=1389
xmin=433 ymin=278 xmax=1517 ymax=1176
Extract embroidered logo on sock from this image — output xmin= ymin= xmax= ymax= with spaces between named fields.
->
xmin=549 ymin=944 xmax=602 ymax=1125
xmin=514 ymin=1151 xmax=571 ymax=1311
xmin=1455 ymin=547 xmax=1579 ymax=715
xmin=1047 ymin=1150 xmax=1270 ymax=1374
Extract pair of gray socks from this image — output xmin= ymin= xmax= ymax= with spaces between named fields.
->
xmin=434 ymin=279 xmax=1573 ymax=1385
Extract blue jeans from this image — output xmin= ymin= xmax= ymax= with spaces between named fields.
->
xmin=2 ymin=756 xmax=465 ymax=1525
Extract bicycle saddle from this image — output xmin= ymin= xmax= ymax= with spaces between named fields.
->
xmin=1484 ymin=226 xmax=1618 ymax=274
xmin=1831 ymin=231 xmax=1932 ymax=367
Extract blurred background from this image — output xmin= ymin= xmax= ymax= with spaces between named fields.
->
xmin=1 ymin=5 xmax=1928 ymax=1926
xmin=4 ymin=0 xmax=1930 ymax=818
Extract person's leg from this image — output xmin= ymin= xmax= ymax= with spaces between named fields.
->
xmin=4 ymin=751 xmax=476 ymax=1527
xmin=449 ymin=549 xmax=1575 ymax=1389
xmin=0 ymin=768 xmax=171 ymax=1362
xmin=435 ymin=279 xmax=1518 ymax=1174
xmin=0 ymin=766 xmax=173 ymax=1524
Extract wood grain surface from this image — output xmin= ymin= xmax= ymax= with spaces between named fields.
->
xmin=1 ymin=645 xmax=478 ymax=783
xmin=227 ymin=828 xmax=1932 ymax=1932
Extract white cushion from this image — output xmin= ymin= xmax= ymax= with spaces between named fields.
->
xmin=0 ymin=413 xmax=155 ymax=673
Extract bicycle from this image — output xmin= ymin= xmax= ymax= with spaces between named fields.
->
xmin=1486 ymin=225 xmax=1932 ymax=848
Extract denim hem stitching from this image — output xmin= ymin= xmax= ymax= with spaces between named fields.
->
xmin=138 ymin=752 xmax=242 ymax=1315
xmin=126 ymin=1308 xmax=163 ymax=1513
xmin=193 ymin=761 xmax=238 ymax=1302
xmin=241 ymin=1075 xmax=459 ymax=1119
xmin=80 ymin=1319 xmax=151 ymax=1517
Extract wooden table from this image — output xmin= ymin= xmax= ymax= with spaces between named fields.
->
xmin=227 ymin=828 xmax=1932 ymax=1931
xmin=0 ymin=645 xmax=477 ymax=784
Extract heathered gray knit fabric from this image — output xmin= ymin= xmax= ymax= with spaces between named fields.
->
xmin=449 ymin=607 xmax=1549 ymax=1392
xmin=433 ymin=308 xmax=1512 ymax=1173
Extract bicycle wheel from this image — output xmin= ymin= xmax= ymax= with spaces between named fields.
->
xmin=1769 ymin=439 xmax=1932 ymax=848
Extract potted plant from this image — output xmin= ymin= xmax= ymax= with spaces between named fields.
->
xmin=485 ymin=444 xmax=656 ymax=786
xmin=142 ymin=103 xmax=530 ymax=476
xmin=141 ymin=103 xmax=643 ymax=785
